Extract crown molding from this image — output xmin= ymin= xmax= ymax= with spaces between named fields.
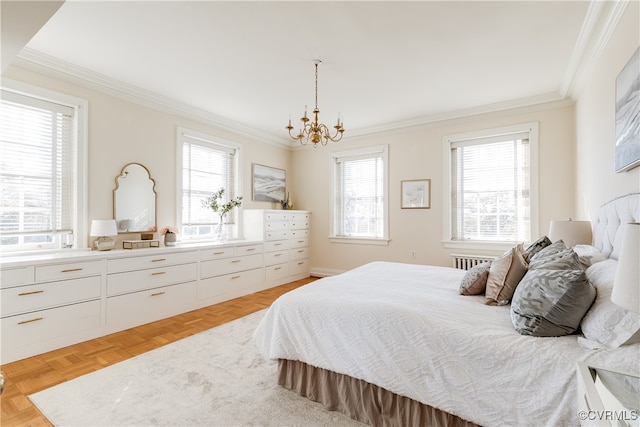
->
xmin=13 ymin=49 xmax=292 ymax=149
xmin=560 ymin=0 xmax=629 ymax=100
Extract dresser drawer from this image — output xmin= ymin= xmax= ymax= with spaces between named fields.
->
xmin=290 ymin=212 xmax=310 ymax=222
xmin=1 ymin=299 xmax=101 ymax=350
xmin=290 ymin=219 xmax=310 ymax=230
xmin=35 ymin=260 xmax=102 ymax=282
xmin=0 ymin=267 xmax=31 ymax=289
xmin=265 ymin=230 xmax=288 ymax=241
xmin=199 ymin=246 xmax=235 ymax=262
xmin=106 ymin=281 xmax=197 ymax=331
xmin=290 ymin=258 xmax=310 ymax=276
xmin=200 ymin=253 xmax=263 ymax=279
xmin=289 ymin=237 xmax=309 ymax=249
xmin=1 ymin=276 xmax=100 ymax=317
xmin=107 ymin=263 xmax=197 ymax=296
xmin=197 ymin=267 xmax=264 ymax=302
xmin=264 ymin=250 xmax=289 ymax=266
xmin=290 ymin=247 xmax=309 ymax=261
xmin=266 ymin=263 xmax=289 ymax=284
xmin=265 ymin=212 xmax=288 ymax=221
xmin=107 ymin=251 xmax=196 ymax=273
xmin=264 ymin=240 xmax=289 ymax=252
xmin=234 ymin=244 xmax=263 ymax=256
xmin=289 ymin=229 xmax=309 ymax=239
xmin=265 ymin=221 xmax=288 ymax=231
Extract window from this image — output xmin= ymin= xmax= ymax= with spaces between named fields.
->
xmin=177 ymin=127 xmax=242 ymax=241
xmin=0 ymin=83 xmax=87 ymax=252
xmin=444 ymin=123 xmax=538 ymax=249
xmin=331 ymin=145 xmax=389 ymax=245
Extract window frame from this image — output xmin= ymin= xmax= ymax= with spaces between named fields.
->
xmin=329 ymin=144 xmax=389 ymax=246
xmin=442 ymin=122 xmax=539 ymax=251
xmin=175 ymin=127 xmax=243 ymax=242
xmin=0 ymin=79 xmax=88 ymax=253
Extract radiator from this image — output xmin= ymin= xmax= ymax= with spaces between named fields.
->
xmin=450 ymin=254 xmax=495 ymax=270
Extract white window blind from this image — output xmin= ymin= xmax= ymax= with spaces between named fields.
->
xmin=179 ymin=129 xmax=238 ymax=240
xmin=0 ymin=90 xmax=74 ymax=250
xmin=450 ymin=132 xmax=531 ymax=243
xmin=332 ymin=146 xmax=387 ymax=240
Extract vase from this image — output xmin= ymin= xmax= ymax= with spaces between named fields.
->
xmin=164 ymin=232 xmax=177 ymax=246
xmin=215 ymin=215 xmax=229 ymax=241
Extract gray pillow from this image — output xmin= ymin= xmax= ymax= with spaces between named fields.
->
xmin=524 ymin=235 xmax=552 ymax=261
xmin=530 ymin=240 xmax=567 ymax=262
xmin=510 ymin=268 xmax=596 ymax=337
xmin=459 ymin=261 xmax=491 ymax=295
xmin=529 ymin=248 xmax=582 ymax=270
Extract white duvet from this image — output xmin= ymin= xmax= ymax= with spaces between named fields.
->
xmin=253 ymin=261 xmax=638 ymax=427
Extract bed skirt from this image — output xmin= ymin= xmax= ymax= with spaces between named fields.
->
xmin=277 ymin=359 xmax=479 ymax=427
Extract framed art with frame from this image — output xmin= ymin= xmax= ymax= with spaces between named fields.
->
xmin=401 ymin=179 xmax=430 ymax=209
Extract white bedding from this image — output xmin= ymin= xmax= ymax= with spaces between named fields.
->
xmin=254 ymin=261 xmax=639 ymax=427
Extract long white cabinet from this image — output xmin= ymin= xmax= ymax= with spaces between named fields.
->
xmin=244 ymin=210 xmax=311 ymax=287
xmin=0 ymin=240 xmax=267 ymax=364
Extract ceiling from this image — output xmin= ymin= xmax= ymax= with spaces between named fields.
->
xmin=5 ymin=1 xmax=611 ymax=145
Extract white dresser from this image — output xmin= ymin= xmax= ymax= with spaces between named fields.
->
xmin=0 ymin=240 xmax=265 ymax=364
xmin=244 ymin=210 xmax=311 ymax=287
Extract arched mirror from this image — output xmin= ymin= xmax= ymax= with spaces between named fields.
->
xmin=113 ymin=163 xmax=157 ymax=233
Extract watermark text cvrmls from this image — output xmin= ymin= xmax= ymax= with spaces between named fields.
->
xmin=578 ymin=410 xmax=638 ymax=422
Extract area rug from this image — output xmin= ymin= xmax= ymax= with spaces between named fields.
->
xmin=29 ymin=310 xmax=363 ymax=426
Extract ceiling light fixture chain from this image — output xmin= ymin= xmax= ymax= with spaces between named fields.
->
xmin=286 ymin=59 xmax=345 ymax=147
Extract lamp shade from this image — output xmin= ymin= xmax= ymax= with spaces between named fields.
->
xmin=90 ymin=219 xmax=117 ymax=237
xmin=611 ymin=223 xmax=640 ymax=314
xmin=548 ymin=219 xmax=592 ymax=247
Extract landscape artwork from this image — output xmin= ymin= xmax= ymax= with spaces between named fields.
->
xmin=252 ymin=164 xmax=286 ymax=202
xmin=615 ymin=48 xmax=640 ymax=172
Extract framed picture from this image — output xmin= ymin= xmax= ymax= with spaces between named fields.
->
xmin=401 ymin=179 xmax=430 ymax=209
xmin=252 ymin=164 xmax=286 ymax=202
xmin=615 ymin=47 xmax=640 ymax=173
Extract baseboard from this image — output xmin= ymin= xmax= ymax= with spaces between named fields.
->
xmin=310 ymin=267 xmax=345 ymax=277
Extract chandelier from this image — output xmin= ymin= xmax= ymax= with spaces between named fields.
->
xmin=286 ymin=59 xmax=345 ymax=146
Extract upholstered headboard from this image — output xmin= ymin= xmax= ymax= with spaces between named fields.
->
xmin=592 ymin=193 xmax=640 ymax=260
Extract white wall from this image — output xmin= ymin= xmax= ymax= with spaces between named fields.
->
xmin=3 ymin=66 xmax=291 ymax=248
xmin=575 ymin=2 xmax=640 ymax=220
xmin=292 ymin=103 xmax=576 ymax=274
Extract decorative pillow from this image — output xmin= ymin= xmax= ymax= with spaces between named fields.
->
xmin=573 ymin=244 xmax=608 ymax=269
xmin=523 ymin=235 xmax=552 ymax=261
xmin=459 ymin=261 xmax=492 ymax=295
xmin=580 ymin=259 xmax=640 ymax=349
xmin=511 ymin=267 xmax=596 ymax=337
xmin=529 ymin=240 xmax=568 ymax=263
xmin=529 ymin=248 xmax=582 ymax=271
xmin=485 ymin=244 xmax=528 ymax=306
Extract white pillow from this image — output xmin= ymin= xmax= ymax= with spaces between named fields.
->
xmin=573 ymin=244 xmax=608 ymax=268
xmin=580 ymin=259 xmax=640 ymax=349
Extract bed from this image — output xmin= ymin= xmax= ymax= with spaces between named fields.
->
xmin=253 ymin=193 xmax=640 ymax=427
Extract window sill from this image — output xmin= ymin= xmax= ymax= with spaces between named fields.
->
xmin=442 ymin=240 xmax=518 ymax=253
xmin=329 ymin=236 xmax=390 ymax=246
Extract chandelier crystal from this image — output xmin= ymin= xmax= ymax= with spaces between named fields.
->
xmin=286 ymin=59 xmax=345 ymax=146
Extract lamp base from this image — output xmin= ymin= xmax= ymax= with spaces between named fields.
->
xmin=94 ymin=236 xmax=115 ymax=251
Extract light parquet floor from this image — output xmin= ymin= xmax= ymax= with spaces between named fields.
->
xmin=0 ymin=277 xmax=317 ymax=427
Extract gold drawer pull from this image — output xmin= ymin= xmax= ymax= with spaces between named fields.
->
xmin=245 ymin=248 xmax=256 ymax=251
xmin=61 ymin=268 xmax=83 ymax=273
xmin=231 ymin=260 xmax=241 ymax=263
xmin=150 ymin=291 xmax=166 ymax=297
xmin=18 ymin=290 xmax=44 ymax=296
xmin=297 ymin=240 xmax=304 ymax=243
xmin=274 ymin=253 xmax=282 ymax=257
xmin=18 ymin=317 xmax=43 ymax=325
xmin=274 ymin=267 xmax=282 ymax=271
xmin=231 ymin=275 xmax=241 ymax=279
xmin=152 ymin=271 xmax=166 ymax=276
xmin=298 ymin=262 xmax=305 ymax=265
xmin=274 ymin=243 xmax=282 ymax=246
xmin=297 ymin=250 xmax=304 ymax=253
xmin=213 ymin=251 xmax=225 ymax=255
xmin=151 ymin=258 xmax=167 ymax=262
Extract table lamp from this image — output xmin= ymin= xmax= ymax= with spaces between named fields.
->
xmin=611 ymin=223 xmax=640 ymax=314
xmin=90 ymin=219 xmax=118 ymax=251
xmin=548 ymin=219 xmax=592 ymax=247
